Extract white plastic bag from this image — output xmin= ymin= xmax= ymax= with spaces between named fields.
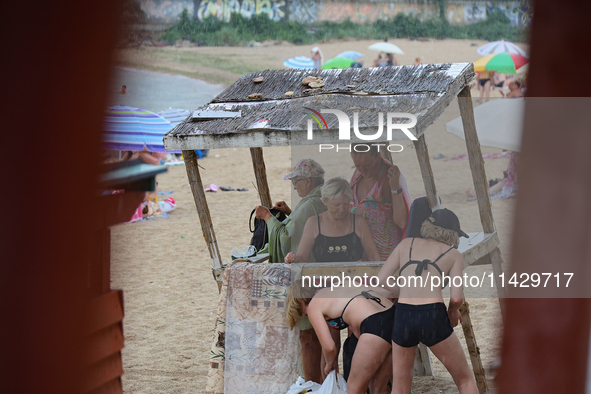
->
xmin=316 ymin=371 xmax=347 ymax=394
xmin=286 ymin=376 xmax=321 ymax=394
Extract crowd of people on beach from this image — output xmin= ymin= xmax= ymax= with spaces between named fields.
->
xmin=251 ymin=145 xmax=481 ymax=393
xmin=309 ymin=44 xmax=527 ymax=104
xmin=474 ymin=71 xmax=525 ymax=103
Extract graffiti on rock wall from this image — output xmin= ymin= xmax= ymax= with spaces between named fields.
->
xmin=142 ymin=0 xmax=194 ymax=22
xmin=288 ymin=0 xmax=318 ymax=23
xmin=396 ymin=3 xmax=438 ymax=20
xmin=446 ymin=3 xmax=464 ymax=25
xmin=317 ymin=2 xmax=437 ymax=24
xmin=196 ymin=0 xmax=286 ymax=21
xmin=487 ymin=4 xmax=533 ymax=27
xmin=464 ymin=4 xmax=486 ymax=24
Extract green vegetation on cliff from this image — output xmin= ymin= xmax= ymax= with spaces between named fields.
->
xmin=162 ymin=9 xmax=526 ymax=46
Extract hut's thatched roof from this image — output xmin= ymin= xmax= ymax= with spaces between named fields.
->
xmin=164 ymin=62 xmax=474 ymax=150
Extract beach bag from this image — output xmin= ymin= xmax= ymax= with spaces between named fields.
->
xmin=249 ymin=208 xmax=287 ymax=251
xmin=286 ymin=376 xmax=321 ymax=394
xmin=316 ymin=371 xmax=347 ymax=394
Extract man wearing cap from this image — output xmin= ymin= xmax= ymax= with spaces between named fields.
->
xmin=254 ymin=159 xmax=327 ymax=264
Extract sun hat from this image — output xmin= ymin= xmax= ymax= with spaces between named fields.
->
xmin=283 ymin=159 xmax=325 ymax=180
xmin=427 ymin=208 xmax=469 ymax=238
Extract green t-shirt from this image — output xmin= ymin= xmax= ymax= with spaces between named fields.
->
xmin=266 ymin=185 xmax=327 ymax=263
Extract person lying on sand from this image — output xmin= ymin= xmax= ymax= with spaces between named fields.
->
xmin=466 ymin=151 xmax=519 ymax=200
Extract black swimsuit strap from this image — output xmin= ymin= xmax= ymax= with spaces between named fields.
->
xmin=339 ymin=293 xmax=363 ymax=320
xmin=400 ymin=259 xmax=444 ymax=277
xmin=360 ymin=290 xmax=386 ymax=308
xmin=317 ymin=214 xmax=322 ymax=235
xmin=319 ymin=214 xmax=356 ymax=238
xmin=400 ymin=243 xmax=455 ymax=288
xmin=433 ymin=246 xmax=455 ymax=263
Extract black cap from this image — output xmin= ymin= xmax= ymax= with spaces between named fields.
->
xmin=427 ymin=208 xmax=469 ymax=238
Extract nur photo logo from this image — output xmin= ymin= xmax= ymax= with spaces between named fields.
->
xmin=303 ymin=107 xmax=418 ymax=153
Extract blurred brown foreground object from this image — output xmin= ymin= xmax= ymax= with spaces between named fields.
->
xmin=497 ymin=1 xmax=591 ymax=393
xmin=0 ymin=1 xmax=119 ymax=393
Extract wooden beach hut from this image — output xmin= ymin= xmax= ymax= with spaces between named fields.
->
xmin=164 ymin=63 xmax=503 ymax=393
xmin=87 ymin=160 xmax=167 ymax=394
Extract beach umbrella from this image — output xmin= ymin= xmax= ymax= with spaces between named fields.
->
xmin=336 ymin=51 xmax=364 ymax=60
xmin=473 ymin=53 xmax=529 ymax=74
xmin=516 ymin=63 xmax=529 ymax=76
xmin=103 ymin=105 xmax=174 ymax=152
xmin=477 ymin=40 xmax=526 ymax=56
xmin=368 ymin=42 xmax=404 ymax=55
xmin=283 ymin=56 xmax=314 ymax=69
xmin=322 ymin=57 xmax=355 ymax=69
xmin=157 ymin=108 xmax=190 ymax=154
xmin=157 ymin=108 xmax=191 ymax=126
xmin=445 ymin=98 xmax=525 ymax=152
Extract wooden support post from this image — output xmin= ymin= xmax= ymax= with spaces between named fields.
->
xmin=413 ymin=344 xmax=433 ymax=376
xmin=460 ymin=301 xmax=489 ymax=394
xmin=457 ymin=86 xmax=506 ymax=305
xmin=413 ymin=133 xmax=439 ymax=209
xmin=250 ymin=147 xmax=273 ymax=208
xmin=183 ymin=150 xmax=223 ymax=272
xmin=457 ymin=86 xmax=495 ymax=232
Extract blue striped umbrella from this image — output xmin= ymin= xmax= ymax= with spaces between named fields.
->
xmin=336 ymin=51 xmax=364 ymax=60
xmin=283 ymin=56 xmax=315 ymax=69
xmin=103 ymin=106 xmax=173 ymax=152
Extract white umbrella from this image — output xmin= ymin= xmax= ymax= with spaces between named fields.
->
xmin=477 ymin=40 xmax=527 ymax=56
xmin=157 ymin=108 xmax=191 ymax=126
xmin=368 ymin=42 xmax=404 ymax=55
xmin=283 ymin=56 xmax=314 ymax=69
xmin=445 ymin=98 xmax=525 ymax=152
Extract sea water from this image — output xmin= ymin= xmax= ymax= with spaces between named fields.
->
xmin=108 ymin=67 xmax=223 ymax=112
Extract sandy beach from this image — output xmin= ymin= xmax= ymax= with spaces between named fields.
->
xmin=111 ymin=38 xmax=525 ymax=393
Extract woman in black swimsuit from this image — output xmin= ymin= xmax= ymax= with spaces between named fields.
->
xmin=285 ymin=177 xmax=380 ymax=263
xmin=377 ymin=209 xmax=478 ymax=394
xmin=285 ymin=178 xmax=381 ymax=386
xmin=287 ymin=283 xmax=394 ymax=394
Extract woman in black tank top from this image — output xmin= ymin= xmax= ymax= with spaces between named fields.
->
xmin=312 ymin=213 xmax=364 ymax=262
xmin=284 ymin=177 xmax=380 ymax=263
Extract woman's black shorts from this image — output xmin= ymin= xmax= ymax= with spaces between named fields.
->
xmin=391 ymin=302 xmax=454 ymax=347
